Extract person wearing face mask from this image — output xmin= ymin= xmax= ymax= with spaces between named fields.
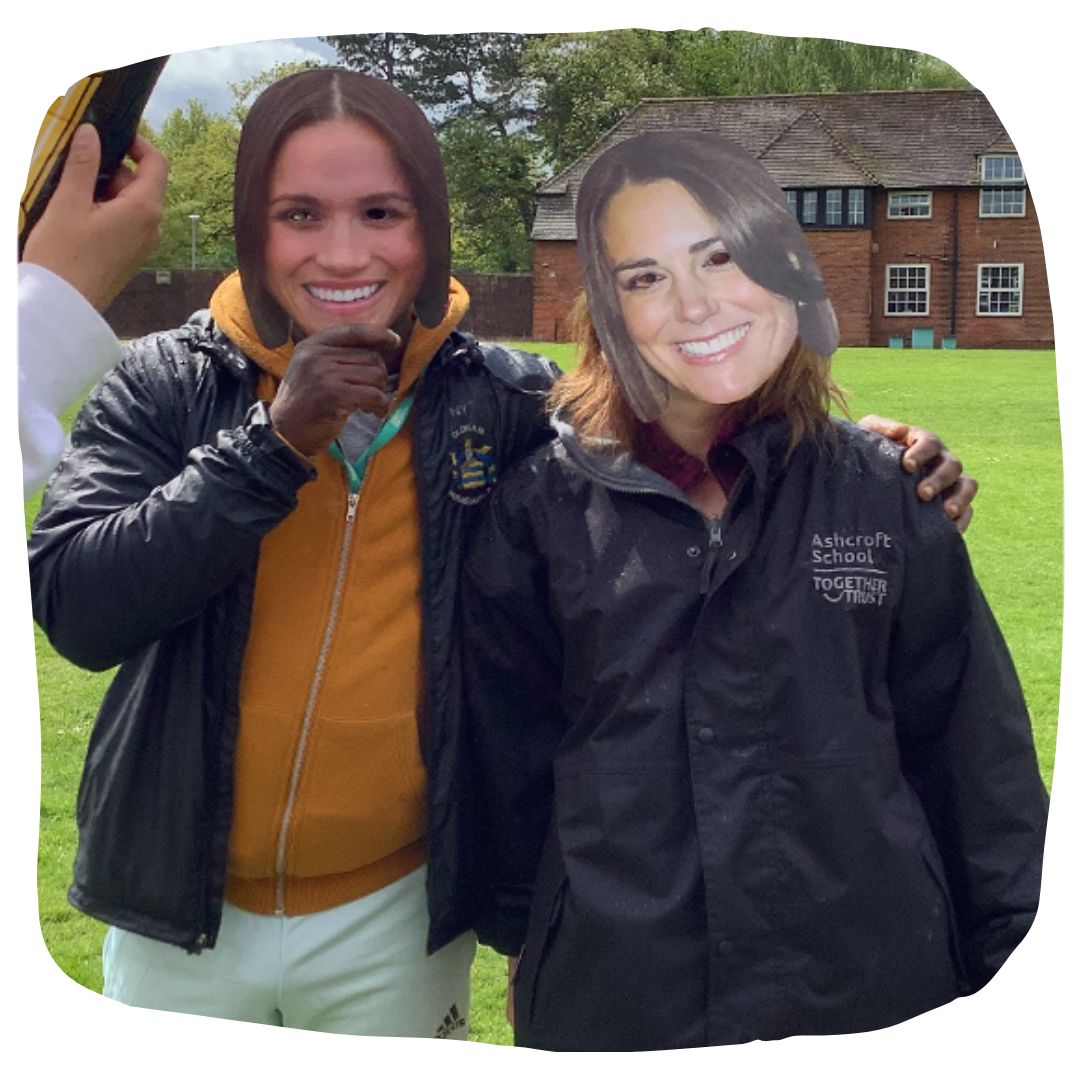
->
xmin=446 ymin=130 xmax=1048 ymax=1051
xmin=27 ymin=67 xmax=561 ymax=1037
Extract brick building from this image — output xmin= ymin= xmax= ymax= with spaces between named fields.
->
xmin=531 ymin=90 xmax=1052 ymax=349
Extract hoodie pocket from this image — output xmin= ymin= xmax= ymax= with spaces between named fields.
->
xmin=284 ymin=711 xmax=426 ymax=876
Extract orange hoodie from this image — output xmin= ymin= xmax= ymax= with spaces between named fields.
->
xmin=209 ymin=271 xmax=468 ymax=915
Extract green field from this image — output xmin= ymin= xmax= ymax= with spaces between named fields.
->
xmin=30 ymin=346 xmax=1061 ymax=1044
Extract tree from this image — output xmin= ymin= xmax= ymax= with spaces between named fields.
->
xmin=523 ymin=31 xmax=688 ymax=171
xmin=321 ymin=32 xmax=428 ymax=88
xmin=154 ymin=98 xmax=215 ymax=162
xmin=322 ymin=32 xmax=533 ymax=125
xmin=144 ymin=100 xmax=238 ymax=268
xmin=440 ymin=117 xmax=538 ymax=271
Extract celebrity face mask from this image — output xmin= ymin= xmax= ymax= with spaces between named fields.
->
xmin=602 ymin=178 xmax=798 ymax=417
xmin=263 ymin=119 xmax=426 ymax=341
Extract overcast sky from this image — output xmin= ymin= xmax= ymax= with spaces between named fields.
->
xmin=142 ymin=37 xmax=339 ymax=128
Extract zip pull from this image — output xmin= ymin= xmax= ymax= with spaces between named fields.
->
xmin=699 ymin=518 xmax=724 ymax=594
xmin=346 ymin=491 xmax=359 ymax=522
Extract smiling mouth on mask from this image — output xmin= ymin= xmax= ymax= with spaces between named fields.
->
xmin=676 ymin=322 xmax=750 ymax=358
xmin=306 ymin=283 xmax=381 ymax=303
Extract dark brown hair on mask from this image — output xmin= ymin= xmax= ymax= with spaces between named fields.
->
xmin=234 ymin=67 xmax=450 ymax=347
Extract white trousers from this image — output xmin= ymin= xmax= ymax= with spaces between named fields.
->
xmin=102 ymin=866 xmax=476 ymax=1038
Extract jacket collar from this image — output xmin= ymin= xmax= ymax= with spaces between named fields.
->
xmin=553 ymin=416 xmax=686 ymax=500
xmin=554 ymin=413 xmax=794 ymax=503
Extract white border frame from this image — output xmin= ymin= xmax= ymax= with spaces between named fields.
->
xmin=5 ymin=10 xmax=1075 ymax=1080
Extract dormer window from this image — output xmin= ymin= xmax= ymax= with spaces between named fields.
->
xmin=979 ymin=155 xmax=1026 ymax=217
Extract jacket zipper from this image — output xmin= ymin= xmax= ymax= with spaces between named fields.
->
xmin=699 ymin=517 xmax=724 ymax=595
xmin=272 ymin=472 xmax=364 ymax=915
xmin=562 ymin=436 xmax=754 ymax=596
xmin=698 ymin=465 xmax=757 ymax=595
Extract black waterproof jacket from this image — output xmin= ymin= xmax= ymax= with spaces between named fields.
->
xmin=28 ymin=310 xmax=557 ymax=953
xmin=450 ymin=416 xmax=1048 ymax=1051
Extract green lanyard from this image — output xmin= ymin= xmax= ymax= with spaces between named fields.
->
xmin=328 ymin=391 xmax=416 ymax=494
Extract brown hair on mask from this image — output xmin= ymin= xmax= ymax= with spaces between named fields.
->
xmin=234 ymin=67 xmax=450 ymax=347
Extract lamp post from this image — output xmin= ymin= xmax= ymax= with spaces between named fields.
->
xmin=188 ymin=213 xmax=200 ymax=270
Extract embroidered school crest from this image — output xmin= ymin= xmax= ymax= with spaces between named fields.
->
xmin=449 ymin=428 xmax=497 ymax=505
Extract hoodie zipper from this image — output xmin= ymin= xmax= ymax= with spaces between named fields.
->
xmin=272 ymin=467 xmax=366 ymax=915
xmin=271 ymin=394 xmax=415 ymax=915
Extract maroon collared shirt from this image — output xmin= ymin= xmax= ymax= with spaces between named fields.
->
xmin=636 ymin=415 xmax=746 ymax=497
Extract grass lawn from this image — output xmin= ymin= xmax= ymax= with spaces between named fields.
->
xmin=31 ymin=346 xmax=1061 ymax=1045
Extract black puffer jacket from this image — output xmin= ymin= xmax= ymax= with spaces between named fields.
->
xmin=28 ymin=310 xmax=557 ymax=952
xmin=452 ymin=416 xmax=1048 ymax=1051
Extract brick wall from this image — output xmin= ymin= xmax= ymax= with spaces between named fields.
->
xmin=532 ymin=241 xmax=581 ymax=342
xmin=956 ymin=191 xmax=1052 ymax=348
xmin=872 ymin=191 xmax=959 ymax=347
xmin=806 ymin=231 xmax=872 ymax=348
xmin=103 ymin=269 xmax=228 ymax=339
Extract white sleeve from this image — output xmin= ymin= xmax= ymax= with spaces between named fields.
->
xmin=18 ymin=262 xmax=124 ymax=498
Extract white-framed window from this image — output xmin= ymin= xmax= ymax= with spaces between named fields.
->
xmin=979 ymin=154 xmax=1026 ymax=217
xmin=885 ymin=264 xmax=930 ymax=315
xmin=825 ymin=189 xmax=844 ymax=225
xmin=980 ymin=155 xmax=1024 ymax=184
xmin=847 ymin=188 xmax=866 ymax=226
xmin=977 ymin=263 xmax=1024 ymax=316
xmin=887 ymin=191 xmax=932 ymax=219
xmin=980 ymin=187 xmax=1027 ymax=216
xmin=802 ymin=190 xmax=818 ymax=224
xmin=786 ymin=190 xmax=799 ymax=218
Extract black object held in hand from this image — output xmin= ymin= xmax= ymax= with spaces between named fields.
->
xmin=19 ymin=56 xmax=169 ymax=254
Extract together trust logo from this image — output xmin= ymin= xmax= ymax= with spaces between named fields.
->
xmin=811 ymin=531 xmax=893 ymax=606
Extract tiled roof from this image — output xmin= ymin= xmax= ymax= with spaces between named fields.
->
xmin=533 ymin=89 xmax=1015 ymax=240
